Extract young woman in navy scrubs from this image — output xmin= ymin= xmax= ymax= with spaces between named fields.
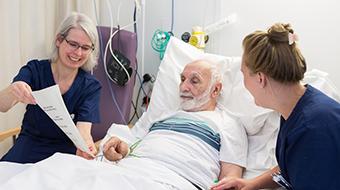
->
xmin=0 ymin=12 xmax=101 ymax=163
xmin=211 ymin=23 xmax=340 ymax=190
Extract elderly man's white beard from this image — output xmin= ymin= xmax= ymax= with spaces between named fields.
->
xmin=179 ymin=87 xmax=212 ymax=112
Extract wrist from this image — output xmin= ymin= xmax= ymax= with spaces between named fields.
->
xmin=125 ymin=147 xmax=131 ymax=157
xmin=248 ymin=178 xmax=260 ymax=190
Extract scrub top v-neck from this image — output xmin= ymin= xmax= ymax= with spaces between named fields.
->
xmin=1 ymin=59 xmax=101 ymax=163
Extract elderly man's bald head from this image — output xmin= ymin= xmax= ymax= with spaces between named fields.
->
xmin=179 ymin=60 xmax=222 ymax=112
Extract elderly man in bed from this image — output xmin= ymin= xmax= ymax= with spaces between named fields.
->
xmin=0 ymin=60 xmax=247 ymax=190
xmin=101 ymin=59 xmax=247 ymax=189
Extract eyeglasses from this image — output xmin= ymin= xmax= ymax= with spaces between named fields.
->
xmin=64 ymin=38 xmax=94 ymax=53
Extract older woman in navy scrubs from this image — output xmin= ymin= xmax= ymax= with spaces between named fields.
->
xmin=0 ymin=12 xmax=101 ymax=163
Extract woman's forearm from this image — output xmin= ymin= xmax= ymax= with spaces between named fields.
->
xmin=0 ymin=85 xmax=18 ymax=112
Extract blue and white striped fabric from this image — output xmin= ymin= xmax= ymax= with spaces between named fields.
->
xmin=149 ymin=117 xmax=221 ymax=151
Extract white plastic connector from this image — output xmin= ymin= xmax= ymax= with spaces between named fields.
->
xmin=204 ymin=13 xmax=237 ymax=35
xmin=134 ymin=0 xmax=142 ymax=13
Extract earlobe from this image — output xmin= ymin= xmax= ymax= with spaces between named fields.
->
xmin=212 ymin=83 xmax=222 ymax=97
xmin=257 ymin=72 xmax=266 ymax=88
xmin=56 ymin=39 xmax=61 ymax=48
xmin=214 ymin=89 xmax=219 ymax=96
xmin=257 ymin=72 xmax=262 ymax=82
xmin=55 ymin=34 xmax=63 ymax=47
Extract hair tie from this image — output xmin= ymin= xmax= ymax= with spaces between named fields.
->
xmin=288 ymin=33 xmax=298 ymax=45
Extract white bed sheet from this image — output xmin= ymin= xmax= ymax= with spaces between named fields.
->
xmin=0 ymin=153 xmax=197 ymax=190
xmin=0 ymin=162 xmax=31 ymax=184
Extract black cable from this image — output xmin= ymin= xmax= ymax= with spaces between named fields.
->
xmin=128 ymin=73 xmax=152 ymax=123
xmin=133 ymin=4 xmax=138 ymax=36
xmin=128 ymin=81 xmax=143 ymax=123
xmin=117 ymin=25 xmax=121 ymax=50
xmin=128 ymin=1 xmax=140 ymax=124
xmin=129 ymin=99 xmax=139 ymax=123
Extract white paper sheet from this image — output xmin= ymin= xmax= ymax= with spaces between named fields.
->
xmin=31 ymin=85 xmax=93 ymax=157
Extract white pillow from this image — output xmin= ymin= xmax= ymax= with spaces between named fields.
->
xmin=134 ymin=37 xmax=272 ymax=135
xmin=303 ymin=69 xmax=340 ymax=101
xmin=138 ymin=37 xmax=340 ymax=134
xmin=135 ymin=37 xmax=228 ymax=129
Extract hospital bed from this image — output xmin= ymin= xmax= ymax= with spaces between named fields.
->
xmin=123 ymin=37 xmax=340 ymax=179
xmin=0 ymin=37 xmax=339 ymax=190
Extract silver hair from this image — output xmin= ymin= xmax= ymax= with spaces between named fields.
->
xmin=50 ymin=12 xmax=99 ymax=72
xmin=192 ymin=59 xmax=223 ymax=96
xmin=208 ymin=61 xmax=223 ymax=86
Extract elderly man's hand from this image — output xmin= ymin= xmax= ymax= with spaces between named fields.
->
xmin=103 ymin=136 xmax=129 ymax=161
xmin=210 ymin=177 xmax=257 ymax=190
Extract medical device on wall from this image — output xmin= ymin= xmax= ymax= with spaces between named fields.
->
xmin=181 ymin=26 xmax=209 ymax=50
xmin=151 ymin=29 xmax=172 ymax=60
xmin=140 ymin=73 xmax=154 ymax=112
xmin=102 ymin=27 xmax=134 ymax=87
xmin=204 ymin=13 xmax=237 ymax=35
xmin=151 ymin=0 xmax=174 ymax=60
xmin=92 ymin=0 xmax=141 ymax=137
xmin=181 ymin=13 xmax=237 ymax=50
xmin=100 ymin=0 xmax=142 ymax=87
xmin=106 ymin=49 xmax=133 ymax=86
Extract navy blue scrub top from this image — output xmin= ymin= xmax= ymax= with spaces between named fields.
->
xmin=1 ymin=59 xmax=101 ymax=163
xmin=276 ymin=85 xmax=340 ymax=189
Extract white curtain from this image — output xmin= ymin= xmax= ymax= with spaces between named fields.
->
xmin=0 ymin=0 xmax=99 ymax=156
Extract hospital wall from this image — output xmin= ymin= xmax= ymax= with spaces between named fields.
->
xmin=217 ymin=0 xmax=340 ymax=90
xmin=102 ymin=0 xmax=340 ymax=90
xmin=96 ymin=0 xmax=340 ymax=111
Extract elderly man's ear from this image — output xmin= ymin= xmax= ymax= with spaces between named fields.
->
xmin=211 ymin=83 xmax=222 ymax=98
